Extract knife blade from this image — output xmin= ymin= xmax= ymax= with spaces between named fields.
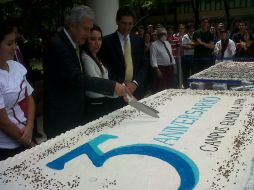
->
xmin=141 ymin=103 xmax=159 ymax=113
xmin=126 ymin=94 xmax=159 ymax=118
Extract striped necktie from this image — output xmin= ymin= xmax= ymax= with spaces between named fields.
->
xmin=162 ymin=41 xmax=173 ymax=63
xmin=123 ymin=36 xmax=133 ymax=82
xmin=75 ymin=47 xmax=83 ymax=72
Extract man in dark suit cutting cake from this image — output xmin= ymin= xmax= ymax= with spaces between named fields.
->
xmin=43 ymin=5 xmax=127 ymax=139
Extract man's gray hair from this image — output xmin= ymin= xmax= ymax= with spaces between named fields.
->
xmin=64 ymin=5 xmax=95 ymax=29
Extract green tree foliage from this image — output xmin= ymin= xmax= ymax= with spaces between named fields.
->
xmin=119 ymin=0 xmax=179 ymax=27
xmin=120 ymin=0 xmax=157 ymax=26
xmin=0 ymin=0 xmax=76 ymax=41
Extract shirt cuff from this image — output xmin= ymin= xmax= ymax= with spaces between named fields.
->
xmin=132 ymin=80 xmax=139 ymax=87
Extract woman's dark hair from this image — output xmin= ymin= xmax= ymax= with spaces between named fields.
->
xmin=143 ymin=32 xmax=151 ymax=41
xmin=220 ymin=31 xmax=229 ymax=59
xmin=200 ymin=16 xmax=209 ymax=23
xmin=186 ymin=22 xmax=194 ymax=30
xmin=116 ymin=6 xmax=135 ymax=22
xmin=0 ymin=20 xmax=15 ymax=43
xmin=82 ymin=24 xmax=104 ymax=75
xmin=166 ymin=25 xmax=174 ymax=31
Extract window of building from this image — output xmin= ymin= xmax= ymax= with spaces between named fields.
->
xmin=205 ymin=0 xmax=211 ymax=11
xmin=211 ymin=0 xmax=216 ymax=10
xmin=183 ymin=2 xmax=191 ymax=13
xmin=200 ymin=1 xmax=205 ymax=11
xmin=215 ymin=0 xmax=221 ymax=10
xmin=235 ymin=0 xmax=240 ymax=8
xmin=177 ymin=3 xmax=184 ymax=13
xmin=229 ymin=0 xmax=235 ymax=8
xmin=181 ymin=3 xmax=185 ymax=13
xmin=176 ymin=5 xmax=181 ymax=13
xmin=240 ymin=0 xmax=247 ymax=7
xmin=188 ymin=1 xmax=192 ymax=13
xmin=183 ymin=2 xmax=186 ymax=13
xmin=221 ymin=1 xmax=225 ymax=9
xmin=246 ymin=0 xmax=252 ymax=7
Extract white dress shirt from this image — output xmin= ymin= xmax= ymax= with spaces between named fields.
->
xmin=64 ymin=28 xmax=77 ymax=49
xmin=150 ymin=40 xmax=176 ymax=68
xmin=182 ymin=34 xmax=194 ymax=55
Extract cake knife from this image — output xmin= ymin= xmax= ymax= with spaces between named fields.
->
xmin=126 ymin=94 xmax=160 ymax=118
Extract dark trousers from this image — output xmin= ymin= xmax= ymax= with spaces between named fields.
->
xmin=152 ymin=65 xmax=174 ymax=93
xmin=44 ymin=109 xmax=83 ymax=139
xmin=84 ymin=97 xmax=122 ymax=124
xmin=193 ymin=56 xmax=214 ymax=74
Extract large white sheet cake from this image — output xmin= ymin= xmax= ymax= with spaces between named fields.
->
xmin=1 ymin=89 xmax=254 ymax=190
xmin=189 ymin=61 xmax=254 ymax=85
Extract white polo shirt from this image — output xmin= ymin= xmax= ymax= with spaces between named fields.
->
xmin=0 ymin=60 xmax=33 ymax=149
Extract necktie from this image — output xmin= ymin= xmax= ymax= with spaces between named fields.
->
xmin=15 ymin=47 xmax=25 ymax=65
xmin=123 ymin=37 xmax=133 ymax=82
xmin=162 ymin=41 xmax=173 ymax=63
xmin=75 ymin=47 xmax=83 ymax=72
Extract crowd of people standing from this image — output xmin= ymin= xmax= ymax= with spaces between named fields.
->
xmin=136 ymin=17 xmax=254 ymax=89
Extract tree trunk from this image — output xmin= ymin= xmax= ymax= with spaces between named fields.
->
xmin=173 ymin=0 xmax=177 ymax=28
xmin=223 ymin=0 xmax=231 ymax=30
xmin=191 ymin=0 xmax=200 ymax=29
xmin=163 ymin=1 xmax=168 ymax=24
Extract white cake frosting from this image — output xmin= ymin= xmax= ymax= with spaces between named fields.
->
xmin=189 ymin=61 xmax=254 ymax=82
xmin=1 ymin=89 xmax=254 ymax=190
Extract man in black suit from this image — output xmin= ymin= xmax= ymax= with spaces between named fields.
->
xmin=43 ymin=5 xmax=127 ymax=139
xmin=100 ymin=6 xmax=147 ymax=109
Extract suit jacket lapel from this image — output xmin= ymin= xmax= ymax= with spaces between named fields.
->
xmin=59 ymin=30 xmax=82 ymax=72
xmin=113 ymin=32 xmax=125 ymax=66
xmin=129 ymin=34 xmax=136 ymax=71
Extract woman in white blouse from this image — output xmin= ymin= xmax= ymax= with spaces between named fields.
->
xmin=81 ymin=24 xmax=116 ymax=122
xmin=214 ymin=29 xmax=236 ymax=63
xmin=0 ymin=21 xmax=36 ymax=161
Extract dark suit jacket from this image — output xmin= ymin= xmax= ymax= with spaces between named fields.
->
xmin=100 ymin=32 xmax=147 ymax=99
xmin=15 ymin=40 xmax=34 ymax=81
xmin=43 ymin=30 xmax=116 ymax=138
